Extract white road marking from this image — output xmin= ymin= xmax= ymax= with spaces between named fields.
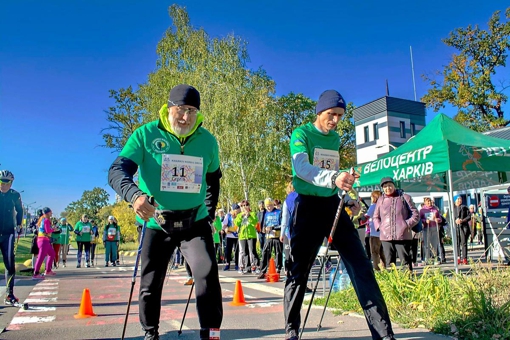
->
xmin=24 ymin=297 xmax=58 ymax=303
xmin=222 ymin=289 xmax=256 ymax=299
xmin=166 ymin=319 xmax=190 ymax=331
xmin=20 ymin=306 xmax=57 ymax=312
xmin=36 ymin=282 xmax=58 ymax=286
xmin=219 ymin=276 xmax=285 ymax=296
xmin=33 ymin=285 xmax=58 ymax=290
xmin=246 ymin=302 xmax=281 ymax=308
xmin=29 ymin=291 xmax=58 ymax=296
xmin=10 ymin=316 xmax=56 ymax=325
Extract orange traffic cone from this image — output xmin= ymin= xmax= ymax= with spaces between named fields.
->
xmin=229 ymin=280 xmax=246 ymax=306
xmin=266 ymin=258 xmax=280 ymax=283
xmin=74 ymin=288 xmax=97 ymax=318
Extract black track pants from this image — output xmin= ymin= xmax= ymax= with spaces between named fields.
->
xmin=283 ymin=194 xmax=394 ymax=339
xmin=139 ymin=219 xmax=223 ymax=333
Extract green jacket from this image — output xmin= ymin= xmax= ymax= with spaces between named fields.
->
xmin=234 ymin=212 xmax=258 ymax=240
xmin=212 ymin=216 xmax=222 ymax=244
xmin=74 ymin=221 xmax=93 ymax=242
xmin=103 ymin=223 xmax=120 ymax=242
xmin=59 ymin=223 xmax=74 ymax=245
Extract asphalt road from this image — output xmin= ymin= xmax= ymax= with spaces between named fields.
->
xmin=0 ymin=247 xmax=464 ymax=340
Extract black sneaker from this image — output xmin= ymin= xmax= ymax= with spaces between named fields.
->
xmin=86 ymin=262 xmax=91 ymax=268
xmin=285 ymin=329 xmax=299 ymax=340
xmin=4 ymin=295 xmax=19 ymax=306
xmin=144 ymin=329 xmax=159 ymax=340
xmin=76 ymin=263 xmax=81 ymax=268
xmin=381 ymin=335 xmax=396 ymax=340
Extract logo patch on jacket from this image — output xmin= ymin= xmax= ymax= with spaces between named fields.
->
xmin=152 ymin=138 xmax=170 ymax=153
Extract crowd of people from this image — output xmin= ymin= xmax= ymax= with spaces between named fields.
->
xmin=3 ymin=82 xmax=509 ymax=340
xmin=28 ymin=213 xmax=123 ymax=274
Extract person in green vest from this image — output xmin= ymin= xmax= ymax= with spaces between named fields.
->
xmin=74 ymin=214 xmax=93 ymax=268
xmin=103 ymin=216 xmax=120 ymax=267
xmin=283 ymin=90 xmax=395 ymax=340
xmin=212 ymin=210 xmax=224 ymax=263
xmin=50 ymin=219 xmax=62 ymax=268
xmin=108 ymin=84 xmax=222 ymax=340
xmin=58 ymin=218 xmax=73 ymax=267
xmin=234 ymin=200 xmax=260 ymax=274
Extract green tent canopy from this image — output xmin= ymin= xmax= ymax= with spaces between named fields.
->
xmin=354 ymin=113 xmax=510 ymax=188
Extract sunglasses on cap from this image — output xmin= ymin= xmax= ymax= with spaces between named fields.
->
xmin=0 ymin=179 xmax=12 ymax=184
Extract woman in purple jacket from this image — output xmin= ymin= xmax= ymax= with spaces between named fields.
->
xmin=373 ymin=177 xmax=419 ymax=271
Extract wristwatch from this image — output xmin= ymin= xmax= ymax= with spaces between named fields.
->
xmin=331 ymin=171 xmax=342 ymax=188
xmin=130 ymin=191 xmax=147 ymax=206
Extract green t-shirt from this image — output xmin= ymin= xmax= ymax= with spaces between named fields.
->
xmin=75 ymin=221 xmax=92 ymax=242
xmin=119 ymin=120 xmax=220 ymax=230
xmin=290 ymin=122 xmax=340 ymax=197
xmin=59 ymin=223 xmax=73 ymax=245
xmin=51 ymin=224 xmax=62 ymax=244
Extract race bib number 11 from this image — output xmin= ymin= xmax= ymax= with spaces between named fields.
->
xmin=313 ymin=148 xmax=339 ymax=171
xmin=161 ymin=154 xmax=204 ymax=193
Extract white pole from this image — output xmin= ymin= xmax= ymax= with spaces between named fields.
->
xmin=410 ymin=46 xmax=417 ymax=101
xmin=447 ymin=170 xmax=459 ymax=273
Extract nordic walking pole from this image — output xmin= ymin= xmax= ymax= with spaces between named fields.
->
xmin=165 ymin=250 xmax=177 ymax=286
xmin=300 ymin=168 xmax=355 ymax=339
xmin=121 ymin=197 xmax=154 ymax=340
xmin=178 ymin=281 xmax=195 ymax=336
xmin=317 ymin=255 xmax=342 ymax=331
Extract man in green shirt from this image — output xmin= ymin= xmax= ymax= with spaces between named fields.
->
xmin=108 ymin=84 xmax=222 ymax=340
xmin=283 ymin=90 xmax=395 ymax=340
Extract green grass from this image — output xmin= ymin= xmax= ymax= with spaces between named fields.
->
xmin=0 ymin=237 xmax=34 ymax=276
xmin=0 ymin=238 xmax=140 ymax=275
xmin=69 ymin=241 xmax=140 ymax=254
xmin=312 ymin=263 xmax=510 ymax=339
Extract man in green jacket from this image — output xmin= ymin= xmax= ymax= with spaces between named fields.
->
xmin=283 ymin=90 xmax=395 ymax=340
xmin=108 ymin=84 xmax=222 ymax=340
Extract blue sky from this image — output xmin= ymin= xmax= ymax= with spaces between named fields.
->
xmin=1 ymin=1 xmax=507 ymax=216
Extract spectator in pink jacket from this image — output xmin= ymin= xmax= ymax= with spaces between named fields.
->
xmin=32 ymin=207 xmax=56 ymax=279
xmin=373 ymin=177 xmax=419 ymax=271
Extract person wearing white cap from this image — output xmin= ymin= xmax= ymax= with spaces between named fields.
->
xmin=103 ymin=216 xmax=120 ymax=267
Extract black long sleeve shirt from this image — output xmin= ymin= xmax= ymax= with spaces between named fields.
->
xmin=0 ymin=189 xmax=23 ymax=235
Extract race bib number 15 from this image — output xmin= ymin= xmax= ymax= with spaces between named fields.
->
xmin=161 ymin=154 xmax=204 ymax=193
xmin=313 ymin=148 xmax=339 ymax=171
